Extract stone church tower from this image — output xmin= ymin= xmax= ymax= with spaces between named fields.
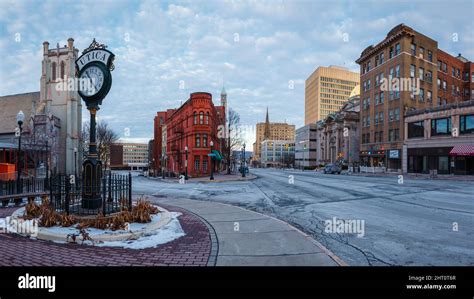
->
xmin=39 ymin=38 xmax=82 ymax=175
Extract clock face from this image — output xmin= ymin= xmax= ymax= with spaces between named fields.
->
xmin=79 ymin=65 xmax=105 ymax=97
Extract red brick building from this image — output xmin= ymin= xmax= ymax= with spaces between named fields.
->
xmin=437 ymin=51 xmax=474 ymax=105
xmin=153 ymin=92 xmax=226 ymax=177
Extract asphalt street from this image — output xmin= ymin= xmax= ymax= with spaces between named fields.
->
xmin=132 ymin=169 xmax=474 ymax=266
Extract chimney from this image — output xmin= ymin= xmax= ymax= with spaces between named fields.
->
xmin=458 ymin=53 xmax=462 ymax=57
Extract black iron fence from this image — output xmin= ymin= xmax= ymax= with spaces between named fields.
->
xmin=0 ymin=178 xmax=48 ymax=207
xmin=50 ymin=172 xmax=132 ymax=216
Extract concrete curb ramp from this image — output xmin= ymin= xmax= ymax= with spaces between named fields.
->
xmin=150 ymin=197 xmax=345 ymax=266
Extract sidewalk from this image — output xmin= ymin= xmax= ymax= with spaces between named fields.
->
xmin=149 ymin=196 xmax=344 ymax=266
xmin=149 ymin=173 xmax=257 ymax=184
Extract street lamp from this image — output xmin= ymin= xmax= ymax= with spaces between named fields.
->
xmin=242 ymin=143 xmax=246 ymax=178
xmin=184 ymin=145 xmax=189 ymax=180
xmin=73 ymin=147 xmax=78 ymax=178
xmin=16 ymin=110 xmax=25 ymax=194
xmin=209 ymin=140 xmax=214 ymax=180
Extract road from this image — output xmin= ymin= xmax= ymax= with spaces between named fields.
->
xmin=132 ymin=169 xmax=474 ymax=266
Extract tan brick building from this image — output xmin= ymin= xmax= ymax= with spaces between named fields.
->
xmin=355 ymin=23 xmax=473 ymax=171
xmin=305 ymin=65 xmax=359 ymax=124
xmin=253 ymin=108 xmax=295 ymax=162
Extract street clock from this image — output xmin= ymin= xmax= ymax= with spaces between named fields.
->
xmin=76 ymin=38 xmax=115 ymax=108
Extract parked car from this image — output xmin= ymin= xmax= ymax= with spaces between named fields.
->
xmin=323 ymin=164 xmax=342 ymax=174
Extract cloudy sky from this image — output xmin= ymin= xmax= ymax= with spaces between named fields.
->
xmin=0 ymin=0 xmax=473 ymax=149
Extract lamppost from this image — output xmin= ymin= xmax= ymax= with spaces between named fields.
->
xmin=242 ymin=143 xmax=246 ymax=178
xmin=73 ymin=147 xmax=78 ymax=179
xmin=184 ymin=145 xmax=188 ymax=180
xmin=16 ymin=110 xmax=25 ymax=194
xmin=210 ymin=140 xmax=214 ymax=180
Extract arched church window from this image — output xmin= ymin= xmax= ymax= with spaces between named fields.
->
xmin=51 ymin=62 xmax=57 ymax=81
xmin=193 ymin=112 xmax=197 ymax=125
xmin=205 ymin=112 xmax=209 ymax=124
xmin=60 ymin=61 xmax=65 ymax=79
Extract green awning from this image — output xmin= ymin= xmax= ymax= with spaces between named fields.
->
xmin=208 ymin=150 xmax=223 ymax=161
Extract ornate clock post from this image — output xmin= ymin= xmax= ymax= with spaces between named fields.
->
xmin=76 ymin=39 xmax=115 ymax=209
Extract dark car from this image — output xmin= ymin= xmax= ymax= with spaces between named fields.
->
xmin=323 ymin=164 xmax=342 ymax=174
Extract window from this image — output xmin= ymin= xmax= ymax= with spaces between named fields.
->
xmin=427 ymin=90 xmax=432 ymax=102
xmin=451 ymin=85 xmax=456 ymax=96
xmin=367 ymin=116 xmax=370 ymax=126
xmin=394 ymin=108 xmax=400 ymax=120
xmin=431 ymin=118 xmax=451 ymax=136
xmin=51 ymin=62 xmax=56 ymax=81
xmin=367 ymin=61 xmax=371 ymax=72
xmin=194 ymin=112 xmax=197 ymax=124
xmin=428 ymin=50 xmax=433 ymax=62
xmin=452 ymin=67 xmax=456 ymax=77
xmin=437 ymin=60 xmax=442 ymax=71
xmin=442 ymin=62 xmax=447 ymax=72
xmin=205 ymin=112 xmax=209 ymax=125
xmin=380 ymin=52 xmax=384 ymax=64
xmin=460 ymin=114 xmax=474 ymax=134
xmin=419 ymin=68 xmax=424 ymax=80
xmin=419 ymin=88 xmax=425 ymax=102
xmin=395 ymin=65 xmax=400 ymax=78
xmin=437 ymin=96 xmax=441 ymax=106
xmin=379 ymin=92 xmax=384 ymax=104
xmin=375 ymin=93 xmax=379 ymax=105
xmin=395 ymin=43 xmax=400 ymax=55
xmin=389 ymin=67 xmax=394 ymax=79
xmin=426 ymin=71 xmax=432 ymax=83
xmin=363 ymin=81 xmax=367 ymax=92
xmin=419 ymin=47 xmax=424 ymax=59
xmin=375 ymin=113 xmax=379 ymax=124
xmin=411 ymin=43 xmax=416 ymax=56
xmin=60 ymin=61 xmax=65 ymax=79
xmin=202 ymin=158 xmax=208 ymax=172
xmin=379 ymin=112 xmax=384 ymax=124
xmin=375 ymin=54 xmax=379 ymax=67
xmin=410 ymin=64 xmax=415 ymax=78
xmin=389 ymin=46 xmax=394 ymax=59
xmin=203 ymin=134 xmax=208 ymax=147
xmin=199 ymin=112 xmax=204 ymax=124
xmin=389 ymin=110 xmax=394 ymax=121
xmin=367 ymin=79 xmax=371 ymax=90
xmin=408 ymin=121 xmax=424 ymax=138
xmin=472 ymin=72 xmax=474 ymax=82
xmin=437 ymin=78 xmax=441 ymax=89
xmin=194 ymin=156 xmax=200 ymax=171
xmin=442 ymin=80 xmax=447 ymax=90
xmin=389 ymin=129 xmax=400 ymax=141
xmin=195 ymin=133 xmax=201 ymax=147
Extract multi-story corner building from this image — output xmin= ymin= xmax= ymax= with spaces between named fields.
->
xmin=260 ymin=140 xmax=295 ymax=168
xmin=253 ymin=108 xmax=295 ymax=162
xmin=305 ymin=65 xmax=360 ymax=124
xmin=153 ymin=92 xmax=226 ymax=178
xmin=295 ymin=124 xmax=318 ymax=169
xmin=355 ymin=23 xmax=473 ymax=171
xmin=404 ymin=100 xmax=474 ymax=175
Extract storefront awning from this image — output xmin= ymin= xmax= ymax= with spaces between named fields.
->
xmin=449 ymin=144 xmax=474 ymax=156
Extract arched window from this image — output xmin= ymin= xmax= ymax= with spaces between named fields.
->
xmin=199 ymin=112 xmax=204 ymax=124
xmin=193 ymin=112 xmax=197 ymax=125
xmin=205 ymin=112 xmax=209 ymax=124
xmin=51 ymin=62 xmax=57 ymax=81
xmin=60 ymin=61 xmax=65 ymax=79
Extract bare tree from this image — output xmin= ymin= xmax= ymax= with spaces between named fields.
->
xmin=82 ymin=121 xmax=119 ymax=170
xmin=221 ymin=108 xmax=242 ymax=174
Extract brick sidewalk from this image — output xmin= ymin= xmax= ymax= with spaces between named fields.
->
xmin=0 ymin=206 xmax=212 ymax=266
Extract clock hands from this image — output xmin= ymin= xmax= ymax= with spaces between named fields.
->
xmin=84 ymin=69 xmax=99 ymax=93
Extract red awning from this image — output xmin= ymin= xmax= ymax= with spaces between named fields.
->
xmin=449 ymin=144 xmax=474 ymax=156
